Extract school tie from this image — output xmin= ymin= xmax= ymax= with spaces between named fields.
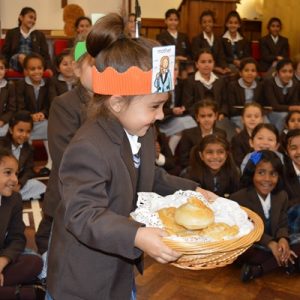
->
xmin=133 ymin=152 xmax=140 ymax=168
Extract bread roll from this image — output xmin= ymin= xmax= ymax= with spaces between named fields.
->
xmin=174 ymin=197 xmax=214 ymax=230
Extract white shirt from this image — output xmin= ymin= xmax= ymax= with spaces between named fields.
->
xmin=195 ymin=71 xmax=218 ymax=89
xmin=257 ymin=192 xmax=271 ymax=219
xmin=0 ymin=79 xmax=7 ymax=89
xmin=124 ymin=130 xmax=141 ymax=156
xmin=203 ymin=32 xmax=214 ymax=47
xmin=271 ymin=35 xmax=279 ymax=44
xmin=222 ymin=30 xmax=243 ymax=44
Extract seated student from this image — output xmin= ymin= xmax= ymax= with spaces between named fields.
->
xmin=158 ymin=60 xmax=196 ymax=154
xmin=231 ymin=103 xmax=264 ymax=166
xmin=263 ymin=59 xmax=300 ymax=132
xmin=48 ymin=48 xmax=76 ymax=104
xmin=74 ymin=16 xmax=92 ymax=38
xmin=185 ymin=134 xmax=240 ymax=197
xmin=0 ymin=148 xmax=43 ymax=299
xmin=0 ymin=55 xmax=16 ymax=137
xmin=222 ymin=11 xmax=251 ymax=72
xmin=192 ymin=10 xmax=231 ymax=76
xmin=241 ymin=123 xmax=283 ymax=173
xmin=0 ymin=111 xmax=46 ymax=201
xmin=259 ymin=17 xmax=289 ymax=74
xmin=179 ymin=99 xmax=226 ymax=169
xmin=156 ymin=9 xmax=192 ymax=65
xmin=16 ymin=53 xmax=52 ymax=177
xmin=1 ymin=7 xmax=52 ymax=73
xmin=280 ymin=110 xmax=300 ymax=146
xmin=282 ymin=129 xmax=300 ymax=235
xmin=228 ymin=57 xmax=263 ymax=129
xmin=231 ymin=150 xmax=300 ymax=282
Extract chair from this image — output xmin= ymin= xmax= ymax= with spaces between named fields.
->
xmin=251 ymin=40 xmax=261 ymax=61
xmin=53 ymin=39 xmax=69 ymax=56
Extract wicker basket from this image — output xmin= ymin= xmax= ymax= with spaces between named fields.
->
xmin=162 ymin=207 xmax=264 ymax=270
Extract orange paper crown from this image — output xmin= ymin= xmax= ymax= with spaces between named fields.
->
xmin=92 ymin=66 xmax=153 ymax=95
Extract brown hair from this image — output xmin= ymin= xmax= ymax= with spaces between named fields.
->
xmin=86 ymin=13 xmax=159 ymax=118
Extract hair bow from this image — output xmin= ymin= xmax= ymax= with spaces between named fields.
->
xmin=249 ymin=151 xmax=262 ymax=165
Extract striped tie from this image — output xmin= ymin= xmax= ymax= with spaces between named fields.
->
xmin=133 ymin=153 xmax=140 ymax=168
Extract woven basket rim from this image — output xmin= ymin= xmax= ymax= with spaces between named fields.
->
xmin=162 ymin=206 xmax=264 ymax=254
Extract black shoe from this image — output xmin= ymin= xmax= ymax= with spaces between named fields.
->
xmin=241 ymin=264 xmax=262 ymax=282
xmin=37 ymin=167 xmax=51 ymax=177
xmin=285 ymin=262 xmax=296 ymax=275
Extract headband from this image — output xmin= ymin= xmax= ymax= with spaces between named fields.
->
xmin=92 ymin=45 xmax=175 ymax=95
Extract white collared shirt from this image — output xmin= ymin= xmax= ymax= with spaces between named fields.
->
xmin=124 ymin=130 xmax=141 ymax=156
xmin=0 ymin=79 xmax=7 ymax=89
xmin=11 ymin=144 xmax=23 ymax=160
xmin=25 ymin=76 xmax=45 ymax=99
xmin=257 ymin=192 xmax=271 ymax=219
xmin=271 ymin=35 xmax=279 ymax=44
xmin=195 ymin=71 xmax=218 ymax=89
xmin=274 ymin=75 xmax=293 ymax=95
xmin=292 ymin=161 xmax=300 ymax=177
xmin=20 ymin=27 xmax=35 ymax=39
xmin=222 ymin=30 xmax=243 ymax=44
xmin=203 ymin=31 xmax=214 ymax=47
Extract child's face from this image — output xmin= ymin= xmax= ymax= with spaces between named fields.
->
xmin=287 ymin=135 xmax=300 ymax=170
xmin=196 ymin=53 xmax=214 ymax=76
xmin=59 ymin=55 xmax=74 ymax=79
xmin=20 ymin=12 xmax=36 ymax=29
xmin=73 ymin=56 xmax=94 ymax=92
xmin=24 ymin=58 xmax=44 ymax=84
xmin=269 ymin=21 xmax=281 ymax=36
xmin=242 ymin=106 xmax=263 ymax=131
xmin=76 ymin=19 xmax=91 ymax=35
xmin=287 ymin=112 xmax=300 ymax=130
xmin=250 ymin=128 xmax=279 ymax=151
xmin=199 ymin=142 xmax=227 ymax=172
xmin=127 ymin=15 xmax=136 ymax=35
xmin=201 ymin=15 xmax=214 ymax=34
xmin=0 ymin=62 xmax=5 ymax=80
xmin=226 ymin=16 xmax=240 ymax=34
xmin=9 ymin=121 xmax=32 ymax=146
xmin=277 ymin=63 xmax=294 ymax=84
xmin=165 ymin=13 xmax=179 ymax=31
xmin=196 ymin=107 xmax=217 ymax=132
xmin=0 ymin=156 xmax=18 ymax=197
xmin=240 ymin=63 xmax=257 ymax=85
xmin=253 ymin=161 xmax=278 ymax=198
xmin=111 ymin=93 xmax=168 ymax=137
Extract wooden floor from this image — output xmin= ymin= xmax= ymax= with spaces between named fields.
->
xmin=135 ymin=255 xmax=300 ymax=300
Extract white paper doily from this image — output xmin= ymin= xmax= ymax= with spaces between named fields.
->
xmin=130 ymin=190 xmax=254 ymax=243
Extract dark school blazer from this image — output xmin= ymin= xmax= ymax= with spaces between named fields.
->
xmin=16 ymin=78 xmax=50 ymax=116
xmin=259 ymin=34 xmax=289 ymax=72
xmin=156 ymin=30 xmax=192 ymax=58
xmin=191 ymin=33 xmax=227 ymax=68
xmin=263 ymin=77 xmax=300 ymax=111
xmin=42 ymin=84 xmax=90 ymax=217
xmin=0 ymin=136 xmax=35 ymax=188
xmin=0 ymin=192 xmax=26 ymax=262
xmin=231 ymin=129 xmax=252 ymax=167
xmin=47 ymin=118 xmax=198 ymax=300
xmin=48 ymin=76 xmax=77 ymax=104
xmin=231 ymin=187 xmax=289 ymax=247
xmin=1 ymin=27 xmax=52 ymax=69
xmin=0 ymin=81 xmax=16 ymax=124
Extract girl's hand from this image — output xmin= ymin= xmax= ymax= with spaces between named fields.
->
xmin=38 ymin=112 xmax=45 ymax=121
xmin=233 ymin=59 xmax=241 ymax=67
xmin=268 ymin=240 xmax=282 ymax=266
xmin=278 ymin=238 xmax=297 ymax=265
xmin=218 ymin=114 xmax=225 ymax=121
xmin=172 ymin=107 xmax=184 ymax=115
xmin=134 ymin=227 xmax=182 ymax=264
xmin=0 ymin=273 xmax=3 ymax=287
xmin=195 ymin=187 xmax=218 ymax=202
xmin=31 ymin=113 xmax=40 ymax=122
xmin=176 ymin=56 xmax=187 ymax=61
xmin=0 ymin=120 xmax=4 ymax=127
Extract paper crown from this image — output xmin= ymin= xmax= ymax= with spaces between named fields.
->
xmin=92 ymin=45 xmax=176 ymax=95
xmin=74 ymin=41 xmax=87 ymax=61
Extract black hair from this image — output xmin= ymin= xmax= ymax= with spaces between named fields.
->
xmin=0 ymin=148 xmax=17 ymax=165
xmin=194 ymin=99 xmax=218 ymax=118
xmin=251 ymin=123 xmax=279 ymax=144
xmin=23 ymin=53 xmax=45 ymax=70
xmin=188 ymin=134 xmax=239 ymax=195
xmin=283 ymin=128 xmax=300 ymax=150
xmin=267 ymin=17 xmax=282 ymax=30
xmin=75 ymin=16 xmax=92 ymax=29
xmin=54 ymin=48 xmax=72 ymax=71
xmin=165 ymin=9 xmax=180 ymax=19
xmin=284 ymin=110 xmax=300 ymax=128
xmin=239 ymin=57 xmax=258 ymax=71
xmin=240 ymin=150 xmax=284 ymax=193
xmin=18 ymin=7 xmax=36 ymax=27
xmin=194 ymin=47 xmax=214 ymax=62
xmin=9 ymin=110 xmax=33 ymax=130
xmin=276 ymin=58 xmax=293 ymax=72
xmin=199 ymin=9 xmax=216 ymax=24
xmin=224 ymin=10 xmax=243 ymax=35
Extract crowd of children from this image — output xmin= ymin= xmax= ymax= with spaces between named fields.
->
xmin=0 ymin=5 xmax=300 ymax=299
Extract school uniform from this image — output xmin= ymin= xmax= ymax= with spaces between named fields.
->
xmin=156 ymin=30 xmax=192 ymax=59
xmin=221 ymin=32 xmax=251 ymax=65
xmin=48 ymin=74 xmax=77 ymax=104
xmin=0 ymin=136 xmax=46 ymax=200
xmin=227 ymin=79 xmax=263 ymax=117
xmin=183 ymin=72 xmax=228 ymax=116
xmin=179 ymin=126 xmax=226 ymax=169
xmin=47 ymin=118 xmax=198 ymax=300
xmin=35 ymin=85 xmax=91 ymax=255
xmin=231 ymin=129 xmax=252 ymax=167
xmin=191 ymin=32 xmax=227 ymax=68
xmin=1 ymin=27 xmax=52 ymax=70
xmin=259 ymin=34 xmax=289 ymax=72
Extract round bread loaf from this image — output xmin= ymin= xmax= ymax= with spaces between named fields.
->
xmin=174 ymin=197 xmax=214 ymax=229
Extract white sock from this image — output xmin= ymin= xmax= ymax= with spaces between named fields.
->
xmin=43 ymin=140 xmax=52 ymax=170
xmin=168 ymin=133 xmax=182 ymax=155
